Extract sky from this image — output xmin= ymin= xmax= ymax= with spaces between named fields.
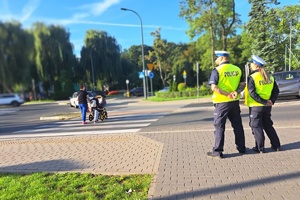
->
xmin=0 ymin=0 xmax=299 ymax=57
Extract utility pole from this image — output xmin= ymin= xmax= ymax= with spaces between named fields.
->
xmin=121 ymin=8 xmax=147 ymax=99
xmin=289 ymin=21 xmax=292 ymax=71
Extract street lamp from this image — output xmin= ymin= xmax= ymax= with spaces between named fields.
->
xmin=289 ymin=20 xmax=293 ymax=71
xmin=121 ymin=7 xmax=147 ymax=99
xmin=90 ymin=50 xmax=96 ymax=91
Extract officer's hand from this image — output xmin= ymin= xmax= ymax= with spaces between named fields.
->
xmin=228 ymin=91 xmax=238 ymax=99
xmin=231 ymin=91 xmax=238 ymax=99
xmin=267 ymin=100 xmax=273 ymax=106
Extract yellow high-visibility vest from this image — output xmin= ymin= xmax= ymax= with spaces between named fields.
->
xmin=245 ymin=72 xmax=274 ymax=107
xmin=212 ymin=64 xmax=242 ymax=103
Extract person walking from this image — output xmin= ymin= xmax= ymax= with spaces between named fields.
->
xmin=207 ymin=51 xmax=246 ymax=159
xmin=77 ymin=84 xmax=91 ymax=124
xmin=244 ymin=55 xmax=281 ymax=153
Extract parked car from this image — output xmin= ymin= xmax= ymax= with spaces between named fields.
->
xmin=129 ymin=87 xmax=144 ymax=97
xmin=0 ymin=93 xmax=24 ymax=107
xmin=158 ymin=86 xmax=169 ymax=92
xmin=69 ymin=91 xmax=95 ymax=108
xmin=272 ymin=70 xmax=300 ymax=98
xmin=69 ymin=92 xmax=78 ymax=108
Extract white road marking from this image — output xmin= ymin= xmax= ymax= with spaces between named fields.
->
xmin=0 ymin=129 xmax=141 ymax=139
xmin=7 ymin=111 xmax=166 ymax=138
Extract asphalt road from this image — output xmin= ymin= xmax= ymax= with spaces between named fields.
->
xmin=0 ymin=97 xmax=299 ymax=138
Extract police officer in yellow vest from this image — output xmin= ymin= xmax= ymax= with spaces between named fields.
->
xmin=207 ymin=51 xmax=246 ymax=159
xmin=245 ymin=55 xmax=281 ymax=153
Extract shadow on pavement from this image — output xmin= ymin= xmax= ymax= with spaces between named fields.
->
xmin=154 ymin=171 xmax=300 ymax=200
xmin=0 ymin=159 xmax=88 ymax=173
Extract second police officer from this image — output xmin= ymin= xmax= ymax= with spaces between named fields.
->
xmin=244 ymin=55 xmax=281 ymax=153
xmin=207 ymin=51 xmax=246 ymax=158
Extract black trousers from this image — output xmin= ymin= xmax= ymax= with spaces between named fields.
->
xmin=213 ymin=101 xmax=245 ymax=153
xmin=249 ymin=106 xmax=280 ymax=150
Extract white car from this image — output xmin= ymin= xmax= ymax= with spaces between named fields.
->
xmin=69 ymin=92 xmax=79 ymax=108
xmin=0 ymin=93 xmax=24 ymax=107
xmin=69 ymin=91 xmax=95 ymax=108
xmin=158 ymin=86 xmax=169 ymax=92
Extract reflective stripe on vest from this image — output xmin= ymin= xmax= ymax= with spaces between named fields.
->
xmin=212 ymin=64 xmax=242 ymax=103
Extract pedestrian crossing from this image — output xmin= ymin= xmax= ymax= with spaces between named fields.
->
xmin=0 ymin=108 xmax=19 ymax=115
xmin=3 ymin=112 xmax=167 ymax=139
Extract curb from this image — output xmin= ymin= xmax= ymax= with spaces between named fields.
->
xmin=39 ymin=116 xmax=74 ymax=121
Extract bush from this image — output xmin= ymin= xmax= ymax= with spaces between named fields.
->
xmin=155 ymin=88 xmax=212 ymax=99
xmin=177 ymin=83 xmax=186 ymax=92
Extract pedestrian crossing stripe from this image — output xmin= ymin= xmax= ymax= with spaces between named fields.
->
xmin=13 ymin=123 xmax=151 ymax=133
xmin=0 ymin=129 xmax=141 ymax=139
xmin=0 ymin=108 xmax=19 ymax=115
xmin=38 ymin=119 xmax=158 ymax=128
xmin=8 ymin=113 xmax=164 ymax=139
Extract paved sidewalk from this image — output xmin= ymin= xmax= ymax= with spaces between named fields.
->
xmin=144 ymin=129 xmax=300 ymax=199
xmin=1 ymin=98 xmax=300 ymax=199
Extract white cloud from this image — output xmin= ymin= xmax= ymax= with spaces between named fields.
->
xmin=70 ymin=0 xmax=121 ymax=20
xmin=0 ymin=0 xmax=39 ymax=24
xmin=20 ymin=0 xmax=40 ymax=23
xmin=90 ymin=0 xmax=121 ymax=17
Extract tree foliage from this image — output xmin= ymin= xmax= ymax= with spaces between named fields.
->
xmin=179 ymin=0 xmax=240 ymax=68
xmin=79 ymin=30 xmax=122 ymax=90
xmin=0 ymin=2 xmax=299 ymax=97
xmin=0 ymin=21 xmax=33 ymax=93
xmin=247 ymin=1 xmax=300 ymax=72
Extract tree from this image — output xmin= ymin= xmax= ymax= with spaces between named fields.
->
xmin=147 ymin=28 xmax=173 ymax=87
xmin=246 ymin=0 xmax=281 ymax=72
xmin=31 ymin=22 xmax=76 ymax=95
xmin=179 ymin=0 xmax=240 ymax=68
xmin=0 ymin=21 xmax=33 ymax=93
xmin=80 ymin=30 xmax=122 ymax=90
xmin=272 ymin=5 xmax=300 ymax=71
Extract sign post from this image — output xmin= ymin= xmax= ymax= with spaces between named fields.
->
xmin=183 ymin=70 xmax=187 ymax=84
xmin=147 ymin=63 xmax=154 ymax=96
xmin=196 ymin=62 xmax=199 ymax=100
xmin=126 ymin=79 xmax=130 ymax=97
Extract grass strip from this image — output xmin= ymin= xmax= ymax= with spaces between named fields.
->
xmin=0 ymin=172 xmax=152 ymax=200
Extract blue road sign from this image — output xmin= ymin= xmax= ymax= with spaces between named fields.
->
xmin=138 ymin=72 xmax=145 ymax=79
xmin=149 ymin=72 xmax=154 ymax=79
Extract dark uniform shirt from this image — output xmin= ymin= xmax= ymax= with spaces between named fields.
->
xmin=247 ymin=70 xmax=279 ymax=105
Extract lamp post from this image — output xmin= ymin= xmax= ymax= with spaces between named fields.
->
xmin=289 ymin=21 xmax=292 ymax=71
xmin=126 ymin=79 xmax=130 ymax=97
xmin=121 ymin=7 xmax=147 ymax=99
xmin=90 ymin=50 xmax=96 ymax=91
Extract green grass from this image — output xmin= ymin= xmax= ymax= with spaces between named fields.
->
xmin=24 ymin=100 xmax=55 ymax=104
xmin=0 ymin=172 xmax=152 ymax=200
xmin=146 ymin=95 xmax=211 ymax=102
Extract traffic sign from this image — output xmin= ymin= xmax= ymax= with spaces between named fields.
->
xmin=147 ymin=63 xmax=154 ymax=71
xmin=183 ymin=70 xmax=187 ymax=75
xmin=149 ymin=72 xmax=154 ymax=79
xmin=138 ymin=72 xmax=145 ymax=79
